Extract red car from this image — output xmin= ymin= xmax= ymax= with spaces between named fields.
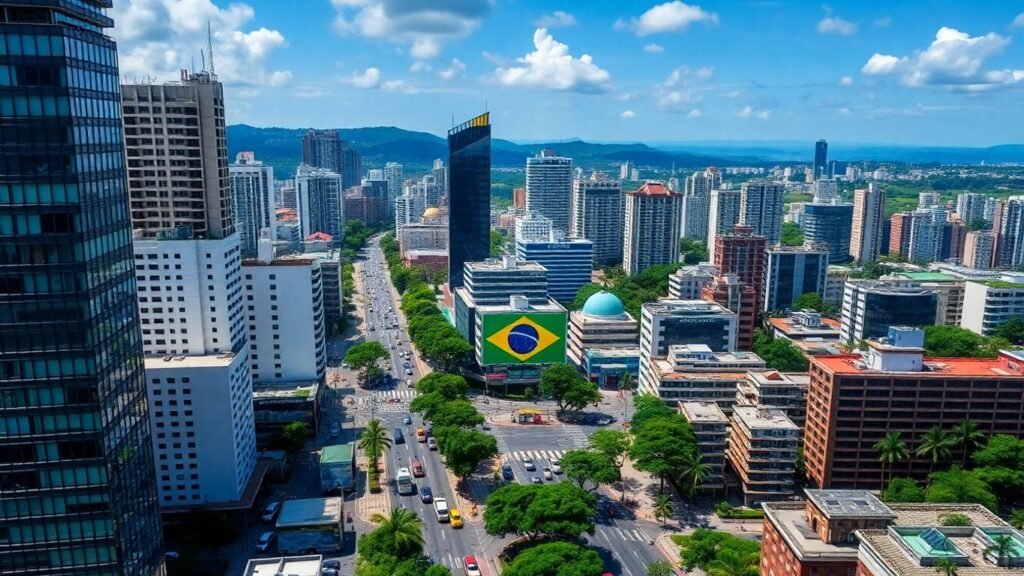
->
xmin=464 ymin=556 xmax=482 ymax=576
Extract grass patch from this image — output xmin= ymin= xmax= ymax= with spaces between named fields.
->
xmin=367 ymin=466 xmax=380 ymax=493
xmin=716 ymin=508 xmax=764 ymax=520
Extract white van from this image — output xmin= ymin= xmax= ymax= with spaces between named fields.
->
xmin=433 ymin=497 xmax=449 ymax=522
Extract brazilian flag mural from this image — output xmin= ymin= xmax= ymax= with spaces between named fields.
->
xmin=481 ymin=312 xmax=567 ymax=365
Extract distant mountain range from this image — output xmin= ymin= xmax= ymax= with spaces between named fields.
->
xmin=226 ymin=124 xmax=1023 ymax=178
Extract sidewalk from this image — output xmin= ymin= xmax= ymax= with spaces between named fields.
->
xmin=354 ymin=456 xmax=392 ymax=522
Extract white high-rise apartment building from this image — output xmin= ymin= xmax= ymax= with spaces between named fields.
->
xmin=571 ymin=175 xmax=624 ymax=265
xmin=526 ymin=150 xmax=573 ymax=234
xmin=963 ymin=231 xmax=996 ymax=270
xmin=907 ymin=208 xmax=945 ymax=263
xmin=515 ymin=212 xmax=554 ymax=243
xmin=431 ymin=158 xmax=448 ymax=204
xmin=739 ymin=181 xmax=784 ymax=246
xmin=385 ymin=161 xmax=403 ymax=216
xmin=624 ymin=182 xmax=682 ymax=275
xmin=850 ymin=184 xmax=886 ymax=263
xmin=956 ymin=193 xmax=989 ymax=224
xmin=296 ymin=164 xmax=344 ymax=243
xmin=681 ymin=168 xmax=721 ymax=240
xmin=620 ymin=161 xmax=633 ymax=180
xmin=918 ymin=191 xmax=942 ymax=209
xmin=244 ymin=244 xmax=327 ymax=384
xmin=707 ymin=189 xmax=742 ymax=262
xmin=230 ymin=152 xmax=275 ymax=256
xmin=394 ymin=187 xmax=426 ymax=237
xmin=996 ymin=197 xmax=1024 ymax=268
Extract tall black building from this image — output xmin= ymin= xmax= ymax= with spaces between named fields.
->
xmin=447 ymin=113 xmax=491 ymax=288
xmin=340 ymin=144 xmax=362 ymax=190
xmin=0 ymin=1 xmax=166 ymax=574
xmin=301 ymin=129 xmax=342 ymax=174
xmin=814 ymin=139 xmax=828 ymax=180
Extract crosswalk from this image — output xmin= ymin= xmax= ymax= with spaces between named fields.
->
xmin=563 ymin=425 xmax=591 ymax=449
xmin=355 ymin=390 xmax=417 ymax=411
xmin=602 ymin=526 xmax=653 ymax=544
xmin=504 ymin=449 xmax=567 ymax=462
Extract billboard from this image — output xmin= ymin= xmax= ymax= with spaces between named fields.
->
xmin=480 ymin=312 xmax=567 ymax=366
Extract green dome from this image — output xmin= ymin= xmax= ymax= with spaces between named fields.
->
xmin=582 ymin=291 xmax=625 ymax=317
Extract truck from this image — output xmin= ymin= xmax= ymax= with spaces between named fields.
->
xmin=320 ymin=443 xmax=355 ymax=494
xmin=276 ymin=498 xmax=344 ymax=555
xmin=433 ymin=498 xmax=449 ymax=522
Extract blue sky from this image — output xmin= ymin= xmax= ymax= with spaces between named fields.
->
xmin=110 ymin=1 xmax=1024 ymax=146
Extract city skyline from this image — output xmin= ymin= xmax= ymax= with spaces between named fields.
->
xmin=110 ymin=0 xmax=1024 ymax=146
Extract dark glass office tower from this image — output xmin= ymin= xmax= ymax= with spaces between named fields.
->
xmin=447 ymin=113 xmax=491 ymax=288
xmin=813 ymin=139 xmax=828 ymax=180
xmin=0 ymin=2 xmax=165 ymax=575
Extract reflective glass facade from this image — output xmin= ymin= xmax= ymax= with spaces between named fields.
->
xmin=447 ymin=113 xmax=491 ymax=288
xmin=802 ymin=203 xmax=853 ymax=264
xmin=0 ymin=2 xmax=165 ymax=574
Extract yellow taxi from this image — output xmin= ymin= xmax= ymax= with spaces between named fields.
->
xmin=450 ymin=508 xmax=463 ymax=528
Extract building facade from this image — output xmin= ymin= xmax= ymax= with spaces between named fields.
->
xmin=725 ymin=406 xmax=799 ymax=505
xmin=714 ymin=224 xmax=768 ymax=312
xmin=567 ymin=291 xmax=638 ymax=368
xmin=960 ymin=275 xmax=1024 ymax=336
xmin=814 ymin=139 xmax=828 ymax=180
xmin=516 ymin=237 xmax=593 ymax=303
xmin=453 ymin=257 xmax=548 ymax=345
xmin=623 ymin=182 xmax=682 ymax=275
xmin=850 ymin=185 xmax=887 ymax=263
xmin=840 ymin=280 xmax=938 ymax=343
xmin=295 ymin=164 xmax=343 ymax=244
xmin=641 ymin=345 xmax=765 ymax=409
xmin=678 ymin=402 xmax=729 ymax=492
xmin=448 ymin=113 xmax=491 ymax=288
xmin=707 ymin=189 xmax=742 ymax=262
xmin=525 ymin=150 xmax=573 ymax=234
xmin=963 ymin=230 xmax=995 ymax=270
xmin=803 ymin=202 xmax=853 ymax=264
xmin=764 ymin=246 xmax=829 ymax=312
xmin=229 ymin=152 xmax=275 ymax=256
xmin=889 ymin=212 xmax=913 ymax=258
xmin=740 ymin=181 xmax=785 ymax=246
xmin=0 ymin=2 xmax=166 ymax=573
xmin=995 ymin=196 xmax=1024 ymax=268
xmin=301 ymin=129 xmax=342 ymax=174
xmin=668 ymin=263 xmax=718 ymax=300
xmin=571 ymin=176 xmax=624 ymax=265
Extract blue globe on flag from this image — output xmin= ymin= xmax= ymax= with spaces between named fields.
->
xmin=507 ymin=324 xmax=539 ymax=355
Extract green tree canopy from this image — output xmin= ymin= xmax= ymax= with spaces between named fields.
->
xmin=560 ymin=449 xmax=620 ymax=491
xmin=421 ymin=336 xmax=472 ymax=373
xmin=483 ymin=482 xmax=596 ymax=540
xmin=539 ymin=364 xmax=601 ymax=413
xmin=502 ymin=542 xmax=605 ymax=576
xmin=882 ymin=477 xmax=927 ymax=502
xmin=629 ymin=415 xmax=697 ymax=492
xmin=429 ymin=399 xmax=484 ymax=428
xmin=680 ymin=239 xmax=709 ymax=265
xmin=409 ymin=392 xmax=447 ymax=421
xmin=630 ymin=393 xmax=675 ymax=430
xmin=438 ymin=427 xmax=498 ymax=479
xmin=280 ymin=421 xmax=311 ymax=453
xmin=923 ymin=325 xmax=1001 ymax=358
xmin=926 ymin=468 xmax=999 ymax=511
xmin=677 ymin=529 xmax=761 ymax=572
xmin=993 ymin=317 xmax=1024 ymax=345
xmin=345 ymin=341 xmax=390 ymax=379
xmin=791 ymin=292 xmax=836 ymax=315
xmin=752 ymin=329 xmax=810 ymax=372
xmin=646 ymin=560 xmax=674 ymax=576
xmin=781 ymin=221 xmax=804 ymax=246
xmin=415 ymin=372 xmax=469 ymax=400
xmin=588 ymin=429 xmax=632 ymax=468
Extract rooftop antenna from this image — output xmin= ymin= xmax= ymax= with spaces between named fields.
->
xmin=207 ymin=21 xmax=216 ymax=76
xmin=200 ymin=49 xmax=206 ymax=74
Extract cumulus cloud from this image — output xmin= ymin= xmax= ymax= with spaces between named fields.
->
xmin=111 ymin=0 xmax=290 ymax=87
xmin=410 ymin=61 xmax=432 ymax=73
xmin=839 ymin=75 xmax=854 ymax=86
xmin=534 ymin=10 xmax=577 ymax=28
xmin=818 ymin=16 xmax=857 ymax=36
xmin=695 ymin=66 xmax=714 ymax=79
xmin=1012 ymin=13 xmax=1024 ymax=29
xmin=346 ymin=67 xmax=382 ymax=89
xmin=438 ymin=58 xmax=466 ymax=81
xmin=494 ymin=28 xmax=612 ymax=92
xmin=615 ymin=1 xmax=719 ymax=36
xmin=621 ymin=110 xmax=637 ymax=119
xmin=331 ymin=0 xmax=491 ymax=60
xmin=655 ymin=66 xmax=711 ymax=111
xmin=644 ymin=43 xmax=665 ymax=53
xmin=861 ymin=27 xmax=1024 ymax=91
xmin=686 ymin=109 xmax=703 ymax=119
xmin=737 ymin=106 xmax=770 ymax=120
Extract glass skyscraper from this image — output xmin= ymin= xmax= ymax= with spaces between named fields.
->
xmin=0 ymin=2 xmax=165 ymax=574
xmin=447 ymin=113 xmax=491 ymax=288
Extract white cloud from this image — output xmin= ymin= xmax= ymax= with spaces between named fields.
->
xmin=644 ymin=43 xmax=665 ymax=53
xmin=695 ymin=66 xmax=714 ymax=79
xmin=686 ymin=109 xmax=703 ymax=119
xmin=737 ymin=106 xmax=770 ymax=120
xmin=873 ymin=16 xmax=892 ymax=28
xmin=438 ymin=58 xmax=466 ymax=81
xmin=621 ymin=110 xmax=637 ymax=119
xmin=494 ymin=28 xmax=612 ymax=92
xmin=617 ymin=1 xmax=719 ymax=36
xmin=534 ymin=10 xmax=577 ymax=28
xmin=410 ymin=61 xmax=432 ymax=73
xmin=655 ymin=67 xmax=710 ymax=111
xmin=1012 ymin=13 xmax=1024 ymax=29
xmin=381 ymin=79 xmax=418 ymax=94
xmin=331 ymin=0 xmax=491 ymax=60
xmin=861 ymin=27 xmax=1024 ymax=91
xmin=658 ymin=89 xmax=699 ymax=109
xmin=346 ymin=67 xmax=381 ymax=89
xmin=839 ymin=75 xmax=854 ymax=86
xmin=111 ymin=0 xmax=290 ymax=87
xmin=817 ymin=16 xmax=857 ymax=36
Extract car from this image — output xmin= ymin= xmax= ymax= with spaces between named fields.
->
xmin=420 ymin=486 xmax=433 ymax=503
xmin=403 ymin=415 xmax=412 ymax=425
xmin=502 ymin=464 xmax=514 ymax=480
xmin=328 ymin=422 xmax=340 ymax=437
xmin=261 ymin=501 xmax=281 ymax=523
xmin=464 ymin=556 xmax=482 ymax=576
xmin=341 ymin=363 xmax=349 ymax=369
xmin=450 ymin=508 xmax=463 ymax=528
xmin=596 ymin=416 xmax=614 ymax=426
xmin=531 ymin=475 xmax=542 ymax=484
xmin=255 ymin=531 xmax=276 ymax=552
xmin=164 ymin=551 xmax=180 ymax=561
xmin=543 ymin=467 xmax=553 ymax=480
xmin=322 ymin=560 xmax=341 ymax=571
xmin=405 ymin=368 xmax=413 ymax=376
xmin=394 ymin=428 xmax=405 ymax=444
xmin=523 ymin=457 xmax=536 ymax=471
xmin=406 ymin=378 xmax=413 ymax=387
xmin=551 ymin=459 xmax=563 ymax=474
xmin=322 ymin=570 xmax=340 ymax=576
xmin=427 ymin=437 xmax=437 ymax=451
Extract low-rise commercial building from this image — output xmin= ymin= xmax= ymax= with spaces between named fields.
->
xmin=252 ymin=381 xmax=324 ymax=446
xmin=243 ymin=555 xmax=323 ymax=576
xmin=840 ymin=279 xmax=938 ymax=343
xmin=641 ymin=345 xmax=766 ymax=409
xmin=725 ymin=406 xmax=800 ymax=505
xmin=678 ymin=402 xmax=729 ymax=493
xmin=960 ymin=273 xmax=1024 ymax=336
xmin=736 ymin=371 xmax=809 ymax=428
xmin=767 ymin=311 xmax=844 ymax=356
xmin=582 ymin=348 xmax=640 ymax=390
xmin=567 ymin=291 xmax=638 ymax=367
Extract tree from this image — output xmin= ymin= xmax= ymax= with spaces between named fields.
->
xmin=966 ymin=218 xmax=991 ymax=232
xmin=646 ymin=560 xmax=673 ymax=576
xmin=706 ymin=549 xmax=760 ymax=576
xmin=916 ymin=426 xmax=954 ymax=473
xmin=926 ymin=468 xmax=999 ymax=511
xmin=560 ymin=449 xmax=619 ymax=491
xmin=489 ymin=229 xmax=507 ymax=257
xmin=874 ymin=432 xmax=909 ymax=486
xmin=1010 ymin=508 xmax=1024 ymax=529
xmin=415 ymin=373 xmax=468 ymax=400
xmin=752 ymin=330 xmax=810 ymax=372
xmin=630 ymin=393 xmax=674 ymax=430
xmin=345 ymin=341 xmax=389 ymax=382
xmin=781 ymin=221 xmax=804 ymax=247
xmin=994 ymin=317 xmax=1024 ymax=345
xmin=483 ymin=482 xmax=596 ymax=540
xmin=986 ymin=534 xmax=1015 ymax=567
xmin=791 ymin=292 xmax=835 ymax=315
xmin=368 ymin=507 xmax=425 ymax=559
xmin=359 ymin=419 xmax=392 ymax=473
xmin=629 ymin=415 xmax=697 ymax=492
xmin=439 ymin=428 xmax=498 ymax=480
xmin=409 ymin=392 xmax=447 ymax=421
xmin=680 ymin=239 xmax=709 ymax=265
xmin=539 ymin=364 xmax=600 ymax=413
xmin=949 ymin=419 xmax=987 ymax=466
xmin=589 ymin=429 xmax=631 ymax=468
xmin=280 ymin=421 xmax=311 ymax=453
xmin=502 ymin=542 xmax=605 ymax=576
xmin=429 ymin=400 xmax=484 ymax=428
xmin=922 ymin=325 xmax=999 ymax=358
xmin=677 ymin=452 xmax=711 ymax=499
xmin=933 ymin=559 xmax=959 ymax=576
xmin=882 ymin=477 xmax=926 ymax=503
xmin=653 ymin=494 xmax=673 ymax=528
xmin=677 ymin=529 xmax=760 ymax=572
xmin=421 ymin=336 xmax=472 ymax=373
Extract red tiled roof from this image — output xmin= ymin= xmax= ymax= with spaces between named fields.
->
xmin=629 ymin=181 xmax=677 ymax=196
xmin=306 ymin=232 xmax=333 ymax=241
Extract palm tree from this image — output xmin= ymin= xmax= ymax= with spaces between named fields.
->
xmin=933 ymin=559 xmax=959 ymax=576
xmin=358 ymin=418 xmax=391 ymax=473
xmin=916 ymin=426 xmax=954 ymax=473
xmin=949 ymin=419 xmax=986 ymax=466
xmin=1011 ymin=508 xmax=1024 ymax=529
xmin=677 ymin=452 xmax=711 ymax=500
xmin=653 ymin=494 xmax=673 ymax=529
xmin=706 ymin=550 xmax=759 ymax=576
xmin=370 ymin=506 xmax=425 ymax=555
xmin=986 ymin=534 xmax=1015 ymax=567
xmin=874 ymin=432 xmax=909 ymax=486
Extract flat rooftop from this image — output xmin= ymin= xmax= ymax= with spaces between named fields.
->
xmin=746 ymin=370 xmax=810 ymax=388
xmin=806 ymin=490 xmax=895 ymax=520
xmin=277 ymin=497 xmax=342 ymax=527
xmin=894 ymin=272 xmax=959 ymax=282
xmin=678 ymin=401 xmax=729 ymax=424
xmin=654 ymin=359 xmax=750 ymax=381
xmin=733 ymin=406 xmax=799 ymax=430
xmin=584 ymin=347 xmax=641 ymax=359
xmin=812 ymin=353 xmax=1024 ymax=377
xmin=144 ymin=353 xmax=237 ymax=370
xmin=475 ymin=301 xmax=566 ymax=314
xmin=243 ymin=555 xmax=322 ymax=576
xmin=768 ymin=316 xmax=841 ymax=337
xmin=858 ymin=525 xmax=1024 ymax=576
xmin=252 ymin=381 xmax=319 ymax=399
xmin=644 ymin=299 xmax=732 ymax=315
xmin=466 ymin=259 xmax=547 ymax=272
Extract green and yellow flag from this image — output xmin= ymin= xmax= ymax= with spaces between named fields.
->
xmin=481 ymin=312 xmax=567 ymax=365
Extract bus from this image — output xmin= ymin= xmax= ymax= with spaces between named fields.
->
xmin=396 ymin=467 xmax=414 ymax=495
xmin=275 ymin=498 xmax=343 ymax=556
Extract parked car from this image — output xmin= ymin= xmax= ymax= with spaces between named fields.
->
xmin=420 ymin=486 xmax=433 ymax=503
xmin=255 ymin=531 xmax=276 ymax=552
xmin=502 ymin=464 xmax=514 ymax=481
xmin=551 ymin=459 xmax=563 ymax=474
xmin=523 ymin=457 xmax=535 ymax=471
xmin=261 ymin=502 xmax=281 ymax=523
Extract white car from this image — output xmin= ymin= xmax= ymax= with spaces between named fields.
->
xmin=523 ymin=457 xmax=535 ymax=471
xmin=551 ymin=459 xmax=563 ymax=474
